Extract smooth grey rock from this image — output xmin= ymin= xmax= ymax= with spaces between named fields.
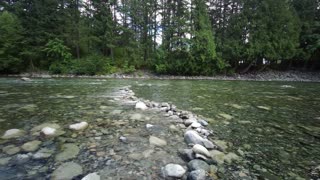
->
xmin=33 ymin=148 xmax=54 ymax=159
xmin=202 ymin=139 xmax=216 ymax=149
xmin=188 ymin=159 xmax=210 ymax=172
xmin=162 ymin=164 xmax=186 ymax=178
xmin=184 ymin=131 xmax=204 ymax=145
xmin=55 ymin=143 xmax=80 ymax=161
xmin=82 ymin=172 xmax=100 ymax=180
xmin=192 ymin=144 xmax=211 ymax=157
xmin=190 ymin=122 xmax=202 ymax=128
xmin=188 ymin=169 xmax=206 ymax=180
xmin=198 ymin=120 xmax=208 ymax=126
xmin=1 ymin=129 xmax=25 ymax=139
xmin=2 ymin=145 xmax=21 ymax=155
xmin=51 ymin=162 xmax=83 ymax=180
xmin=21 ymin=140 xmax=42 ymax=152
xmin=149 ymin=136 xmax=167 ymax=147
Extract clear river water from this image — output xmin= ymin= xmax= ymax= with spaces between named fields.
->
xmin=0 ymin=78 xmax=319 ymax=179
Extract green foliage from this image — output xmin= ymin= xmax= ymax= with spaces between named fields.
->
xmin=0 ymin=11 xmax=23 ymax=73
xmin=44 ymin=38 xmax=72 ymax=62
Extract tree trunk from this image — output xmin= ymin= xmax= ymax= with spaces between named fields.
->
xmin=240 ymin=60 xmax=255 ymax=74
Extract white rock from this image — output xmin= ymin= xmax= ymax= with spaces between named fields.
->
xmin=1 ymin=129 xmax=25 ymax=139
xmin=81 ymin=172 xmax=100 ymax=180
xmin=192 ymin=144 xmax=211 ymax=157
xmin=162 ymin=164 xmax=186 ymax=178
xmin=69 ymin=122 xmax=88 ymax=131
xmin=21 ymin=77 xmax=31 ymax=81
xmin=135 ymin=101 xmax=148 ymax=110
xmin=146 ymin=124 xmax=154 ymax=129
xmin=41 ymin=127 xmax=56 ymax=136
xmin=191 ymin=122 xmax=202 ymax=128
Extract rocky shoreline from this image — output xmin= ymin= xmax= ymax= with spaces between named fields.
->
xmin=3 ymin=70 xmax=320 ymax=82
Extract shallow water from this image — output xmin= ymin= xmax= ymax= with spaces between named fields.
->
xmin=0 ymin=78 xmax=319 ymax=179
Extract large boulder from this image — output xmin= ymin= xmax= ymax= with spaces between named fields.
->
xmin=69 ymin=122 xmax=88 ymax=131
xmin=184 ymin=131 xmax=204 ymax=145
xmin=135 ymin=101 xmax=148 ymax=110
xmin=21 ymin=140 xmax=42 ymax=152
xmin=1 ymin=129 xmax=25 ymax=139
xmin=51 ymin=162 xmax=83 ymax=180
xmin=162 ymin=164 xmax=186 ymax=178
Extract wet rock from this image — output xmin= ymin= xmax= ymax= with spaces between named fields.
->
xmin=149 ymin=136 xmax=167 ymax=147
xmin=162 ymin=164 xmax=186 ymax=178
xmin=135 ymin=101 xmax=148 ymax=110
xmin=188 ymin=159 xmax=210 ymax=172
xmin=33 ymin=148 xmax=54 ymax=159
xmin=202 ymin=139 xmax=216 ymax=149
xmin=14 ymin=153 xmax=31 ymax=164
xmin=2 ymin=144 xmax=21 ymax=155
xmin=82 ymin=172 xmax=100 ymax=180
xmin=185 ymin=118 xmax=198 ymax=126
xmin=51 ymin=162 xmax=83 ymax=180
xmin=21 ymin=140 xmax=42 ymax=152
xmin=198 ymin=120 xmax=208 ymax=126
xmin=69 ymin=122 xmax=88 ymax=131
xmin=192 ymin=144 xmax=210 ymax=157
xmin=21 ymin=77 xmax=31 ymax=81
xmin=191 ymin=122 xmax=202 ymax=128
xmin=188 ymin=169 xmax=206 ymax=180
xmin=1 ymin=129 xmax=25 ymax=139
xmin=0 ymin=157 xmax=11 ymax=166
xmin=55 ymin=143 xmax=80 ymax=162
xmin=184 ymin=130 xmax=204 ymax=145
xmin=179 ymin=149 xmax=195 ymax=161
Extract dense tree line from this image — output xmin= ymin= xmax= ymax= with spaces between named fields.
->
xmin=0 ymin=0 xmax=319 ymax=75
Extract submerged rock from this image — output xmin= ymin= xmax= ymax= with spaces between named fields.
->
xmin=33 ymin=148 xmax=54 ymax=159
xmin=219 ymin=113 xmax=233 ymax=120
xmin=188 ymin=159 xmax=210 ymax=172
xmin=1 ymin=129 xmax=25 ymax=139
xmin=2 ymin=145 xmax=21 ymax=155
xmin=21 ymin=140 xmax=42 ymax=152
xmin=55 ymin=143 xmax=80 ymax=162
xmin=149 ymin=136 xmax=167 ymax=147
xmin=69 ymin=122 xmax=88 ymax=131
xmin=135 ymin=101 xmax=148 ymax=110
xmin=184 ymin=130 xmax=204 ymax=145
xmin=82 ymin=172 xmax=100 ymax=180
xmin=51 ymin=162 xmax=83 ymax=180
xmin=192 ymin=144 xmax=210 ymax=157
xmin=162 ymin=164 xmax=186 ymax=178
xmin=188 ymin=169 xmax=206 ymax=180
xmin=0 ymin=157 xmax=11 ymax=166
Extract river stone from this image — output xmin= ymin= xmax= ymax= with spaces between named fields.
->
xmin=1 ymin=129 xmax=25 ymax=139
xmin=192 ymin=144 xmax=211 ymax=157
xmin=135 ymin=101 xmax=148 ymax=110
xmin=33 ymin=148 xmax=54 ymax=159
xmin=162 ymin=164 xmax=186 ymax=178
xmin=2 ymin=145 xmax=21 ymax=155
xmin=187 ymin=159 xmax=210 ymax=172
xmin=191 ymin=122 xmax=202 ymax=128
xmin=202 ymin=139 xmax=216 ymax=149
xmin=149 ymin=136 xmax=167 ymax=147
xmin=0 ymin=157 xmax=11 ymax=166
xmin=185 ymin=118 xmax=198 ymax=126
xmin=51 ymin=162 xmax=83 ymax=180
xmin=184 ymin=130 xmax=204 ymax=145
xmin=82 ymin=172 xmax=100 ymax=180
xmin=69 ymin=122 xmax=88 ymax=131
xmin=198 ymin=120 xmax=208 ymax=126
xmin=188 ymin=169 xmax=206 ymax=180
xmin=179 ymin=149 xmax=195 ymax=161
xmin=209 ymin=150 xmax=225 ymax=164
xmin=21 ymin=140 xmax=42 ymax=152
xmin=55 ymin=143 xmax=80 ymax=161
xmin=31 ymin=123 xmax=61 ymax=133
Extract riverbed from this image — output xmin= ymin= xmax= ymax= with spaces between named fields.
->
xmin=0 ymin=78 xmax=319 ymax=179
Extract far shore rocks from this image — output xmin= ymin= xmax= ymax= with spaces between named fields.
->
xmin=1 ymin=129 xmax=25 ymax=139
xmin=69 ymin=122 xmax=89 ymax=131
xmin=51 ymin=162 xmax=83 ymax=180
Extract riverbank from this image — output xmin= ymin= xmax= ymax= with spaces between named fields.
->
xmin=2 ymin=70 xmax=320 ymax=82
